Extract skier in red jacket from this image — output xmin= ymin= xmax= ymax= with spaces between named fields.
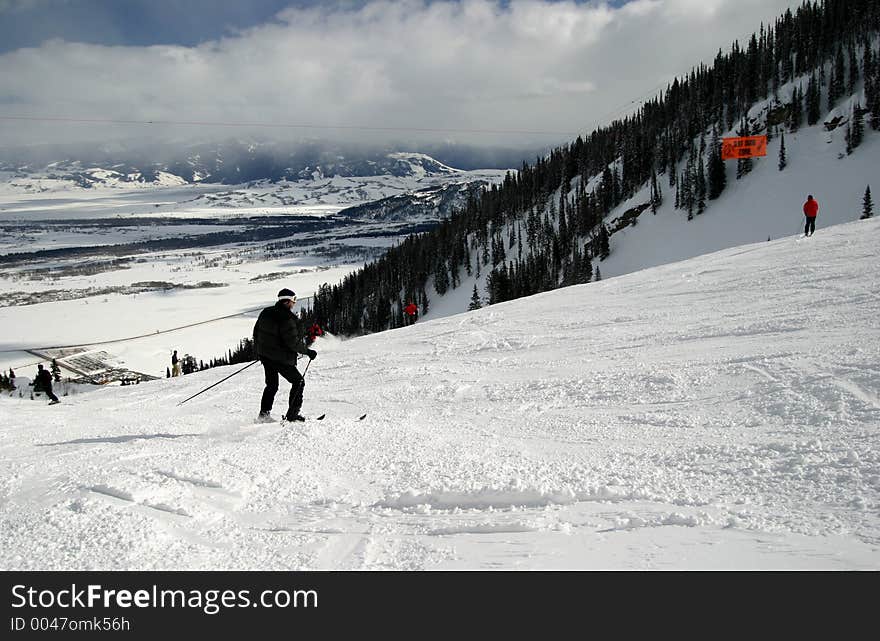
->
xmin=404 ymin=302 xmax=419 ymax=326
xmin=803 ymin=194 xmax=819 ymax=237
xmin=307 ymin=322 xmax=324 ymax=345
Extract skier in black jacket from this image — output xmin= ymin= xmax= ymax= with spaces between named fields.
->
xmin=36 ymin=363 xmax=60 ymax=405
xmin=253 ymin=288 xmax=316 ymax=422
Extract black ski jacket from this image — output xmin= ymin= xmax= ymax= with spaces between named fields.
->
xmin=253 ymin=302 xmax=309 ymax=365
xmin=36 ymin=368 xmax=53 ymax=391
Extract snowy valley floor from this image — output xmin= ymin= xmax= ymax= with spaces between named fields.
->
xmin=1 ymin=219 xmax=879 ymax=570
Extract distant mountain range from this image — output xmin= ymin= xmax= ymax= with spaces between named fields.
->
xmin=170 ymin=170 xmax=500 ymax=222
xmin=0 ymin=139 xmax=539 ymax=188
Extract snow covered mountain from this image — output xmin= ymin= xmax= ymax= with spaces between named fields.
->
xmin=169 ymin=169 xmax=503 ymax=216
xmin=337 ymin=179 xmax=490 ymax=222
xmin=0 ymin=146 xmax=508 ymax=231
xmin=0 ymin=142 xmax=504 ymax=192
xmin=1 ymin=217 xmax=877 ymax=570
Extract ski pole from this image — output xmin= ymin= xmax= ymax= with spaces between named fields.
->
xmin=177 ymin=359 xmax=259 ymax=406
xmin=295 ymin=357 xmax=314 ymax=396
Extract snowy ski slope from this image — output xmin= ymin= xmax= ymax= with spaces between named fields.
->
xmin=1 ymin=217 xmax=878 ymax=569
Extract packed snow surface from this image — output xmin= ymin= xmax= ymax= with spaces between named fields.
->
xmin=1 ymin=219 xmax=879 ymax=569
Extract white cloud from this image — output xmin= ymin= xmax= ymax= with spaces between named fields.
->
xmin=0 ymin=0 xmax=802 ymax=148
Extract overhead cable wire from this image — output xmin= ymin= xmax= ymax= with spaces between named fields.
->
xmin=0 ymin=296 xmax=313 ymax=353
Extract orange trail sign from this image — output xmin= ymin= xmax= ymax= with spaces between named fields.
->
xmin=721 ymin=135 xmax=767 ymax=160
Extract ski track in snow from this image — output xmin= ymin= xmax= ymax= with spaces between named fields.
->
xmin=2 ymin=220 xmax=880 ymax=569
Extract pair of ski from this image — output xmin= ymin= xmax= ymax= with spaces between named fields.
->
xmin=280 ymin=412 xmax=367 ymax=425
xmin=314 ymin=412 xmax=367 ymax=421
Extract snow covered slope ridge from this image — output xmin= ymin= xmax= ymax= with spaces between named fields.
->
xmin=1 ymin=218 xmax=879 ymax=569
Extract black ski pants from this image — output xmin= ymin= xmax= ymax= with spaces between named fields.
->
xmin=805 ymin=216 xmax=816 ymax=236
xmin=260 ymin=358 xmax=303 ymax=417
xmin=44 ymin=383 xmax=59 ymax=403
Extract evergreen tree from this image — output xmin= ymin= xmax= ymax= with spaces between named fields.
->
xmin=517 ymin=222 xmax=523 ymax=262
xmin=650 ymin=170 xmax=663 ymax=213
xmin=598 ymin=225 xmax=610 ymax=260
xmin=864 ymin=43 xmax=875 ymax=89
xmin=848 ymin=43 xmax=860 ymax=96
xmin=683 ymin=152 xmax=695 ymax=216
xmin=558 ymin=192 xmax=569 ymax=251
xmin=433 ymin=259 xmax=449 ymax=295
xmin=696 ymin=153 xmax=707 ymax=215
xmin=806 ymin=73 xmax=822 ymax=125
xmin=778 ymin=131 xmax=787 ymax=171
xmin=674 ymin=174 xmax=681 ymax=209
xmin=594 ymin=266 xmax=602 ymax=281
xmin=789 ymin=85 xmax=803 ymax=131
xmin=526 ymin=208 xmax=538 ymax=249
xmin=50 ymin=359 xmax=61 ymax=382
xmin=487 ymin=266 xmax=512 ymax=304
xmin=599 ymin=166 xmax=614 ymax=213
xmin=655 ymin=173 xmax=663 ymax=210
xmin=708 ymin=129 xmax=726 ymax=200
xmin=851 ymin=102 xmax=865 ymax=150
xmin=862 ymin=185 xmax=874 ymax=219
xmin=468 ymin=284 xmax=482 ymax=310
xmin=450 ymin=257 xmax=460 ymax=289
xmin=491 ymin=234 xmax=506 ymax=267
xmin=828 ymin=44 xmax=846 ymax=110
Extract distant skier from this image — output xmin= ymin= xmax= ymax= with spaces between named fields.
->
xmin=36 ymin=364 xmax=60 ymax=405
xmin=171 ymin=350 xmax=181 ymax=377
xmin=253 ymin=288 xmax=316 ymax=423
xmin=307 ymin=321 xmax=324 ymax=345
xmin=404 ymin=301 xmax=419 ymax=326
xmin=803 ymin=194 xmax=819 ymax=236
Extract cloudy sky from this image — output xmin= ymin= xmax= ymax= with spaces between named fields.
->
xmin=0 ymin=0 xmax=802 ymax=150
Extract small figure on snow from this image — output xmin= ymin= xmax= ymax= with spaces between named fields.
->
xmin=253 ymin=288 xmax=317 ymax=423
xmin=171 ymin=350 xmax=182 ymax=377
xmin=404 ymin=301 xmax=419 ymax=326
xmin=307 ymin=321 xmax=324 ymax=345
xmin=803 ymin=194 xmax=819 ymax=237
xmin=36 ymin=364 xmax=60 ymax=405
